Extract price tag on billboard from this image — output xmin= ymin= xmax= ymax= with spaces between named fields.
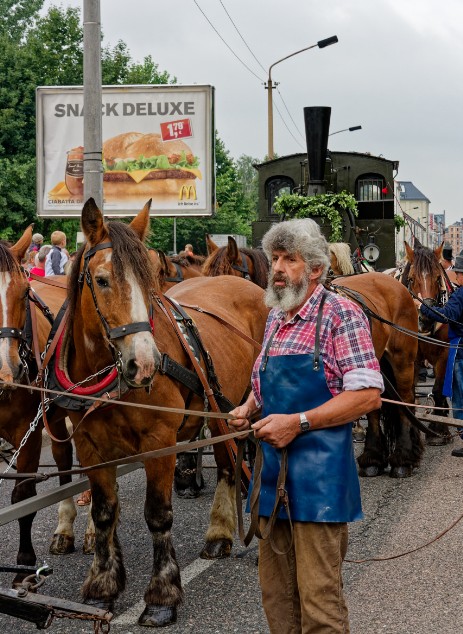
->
xmin=160 ymin=119 xmax=193 ymax=141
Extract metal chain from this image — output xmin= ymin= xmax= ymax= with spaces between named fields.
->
xmin=47 ymin=610 xmax=111 ymax=632
xmin=0 ymin=363 xmax=116 ymax=487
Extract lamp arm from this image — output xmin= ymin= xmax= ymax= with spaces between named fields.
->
xmin=268 ymin=43 xmax=318 ymax=81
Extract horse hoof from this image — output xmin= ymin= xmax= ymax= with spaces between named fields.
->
xmin=84 ymin=597 xmax=114 ymax=612
xmin=138 ymin=605 xmax=177 ymax=627
xmin=49 ymin=534 xmax=75 ymax=555
xmin=358 ymin=465 xmax=383 ymax=477
xmin=353 ymin=431 xmax=366 ymax=443
xmin=175 ymin=487 xmax=201 ymax=499
xmin=426 ymin=436 xmax=453 ymax=446
xmin=390 ymin=466 xmax=413 ymax=478
xmin=83 ymin=534 xmax=95 ymax=554
xmin=200 ymin=539 xmax=232 ymax=559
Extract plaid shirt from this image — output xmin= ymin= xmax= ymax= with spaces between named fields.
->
xmin=252 ymin=284 xmax=384 ymax=407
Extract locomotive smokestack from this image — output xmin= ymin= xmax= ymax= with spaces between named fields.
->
xmin=304 ymin=106 xmax=331 ymax=196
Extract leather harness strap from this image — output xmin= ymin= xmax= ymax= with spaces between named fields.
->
xmin=155 ymin=292 xmax=252 ymax=485
xmin=29 ymin=272 xmax=68 ymax=289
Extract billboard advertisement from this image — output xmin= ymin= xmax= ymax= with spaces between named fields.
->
xmin=36 ymin=85 xmax=215 ymax=217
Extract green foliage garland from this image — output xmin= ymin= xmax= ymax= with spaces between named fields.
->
xmin=394 ymin=214 xmax=406 ymax=233
xmin=273 ymin=191 xmax=358 ymax=242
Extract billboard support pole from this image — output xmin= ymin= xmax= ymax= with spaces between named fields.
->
xmin=83 ymin=0 xmax=103 ymax=210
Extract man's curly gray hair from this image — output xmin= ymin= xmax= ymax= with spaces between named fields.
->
xmin=262 ymin=218 xmax=330 ymax=283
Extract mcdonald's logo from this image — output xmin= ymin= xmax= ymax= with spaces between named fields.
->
xmin=178 ymin=185 xmax=197 ymax=201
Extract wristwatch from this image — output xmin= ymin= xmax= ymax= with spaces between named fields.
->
xmin=299 ymin=412 xmax=311 ymax=432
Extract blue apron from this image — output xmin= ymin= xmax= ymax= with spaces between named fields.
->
xmin=255 ymin=352 xmax=363 ymax=523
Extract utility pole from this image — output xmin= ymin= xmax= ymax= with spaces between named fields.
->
xmin=83 ymin=0 xmax=103 ymax=209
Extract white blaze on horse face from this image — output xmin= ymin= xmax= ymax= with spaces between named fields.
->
xmin=123 ymin=270 xmax=160 ymax=384
xmin=0 ymin=272 xmax=17 ymax=382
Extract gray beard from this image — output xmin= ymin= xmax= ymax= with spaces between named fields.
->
xmin=264 ymin=273 xmax=310 ymax=312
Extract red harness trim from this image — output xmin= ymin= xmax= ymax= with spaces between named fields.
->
xmin=54 ymin=329 xmax=118 ymax=395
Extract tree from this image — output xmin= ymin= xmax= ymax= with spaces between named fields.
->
xmin=0 ymin=4 xmax=175 ymax=241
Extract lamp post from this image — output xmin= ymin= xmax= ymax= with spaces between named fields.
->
xmin=329 ymin=125 xmax=362 ymax=136
xmin=266 ymin=36 xmax=338 ymax=160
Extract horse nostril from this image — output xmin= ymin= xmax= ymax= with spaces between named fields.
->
xmin=13 ymin=361 xmax=24 ymax=381
xmin=124 ymin=358 xmax=138 ymax=381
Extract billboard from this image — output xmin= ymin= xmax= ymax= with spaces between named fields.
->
xmin=36 ymin=85 xmax=215 ymax=217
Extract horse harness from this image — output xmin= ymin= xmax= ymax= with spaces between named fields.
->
xmin=231 ymin=252 xmax=251 ymax=281
xmin=0 ymin=268 xmax=55 ymax=395
xmin=164 ymin=262 xmax=184 ymax=283
xmin=27 ymin=248 xmax=259 ymax=484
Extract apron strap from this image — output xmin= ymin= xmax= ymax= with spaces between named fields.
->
xmin=313 ymin=290 xmax=327 ymax=371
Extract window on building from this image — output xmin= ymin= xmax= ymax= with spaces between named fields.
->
xmin=266 ymin=176 xmax=295 ymax=217
xmin=357 ymin=174 xmax=386 ymax=201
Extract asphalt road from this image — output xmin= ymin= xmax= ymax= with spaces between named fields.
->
xmin=0 ymin=378 xmax=462 ymax=634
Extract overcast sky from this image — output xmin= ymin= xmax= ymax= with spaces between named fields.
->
xmin=45 ymin=0 xmax=463 ymax=224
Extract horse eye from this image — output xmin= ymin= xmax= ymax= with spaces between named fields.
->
xmin=95 ymin=277 xmax=109 ymax=288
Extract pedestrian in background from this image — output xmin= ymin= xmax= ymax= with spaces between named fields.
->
xmin=29 ymin=245 xmax=51 ymax=279
xmin=28 ymin=233 xmax=44 ymax=253
xmin=441 ymin=245 xmax=454 ymax=271
xmin=183 ymin=243 xmax=194 ymax=256
xmin=229 ymin=218 xmax=383 ymax=634
xmin=45 ymin=231 xmax=68 ymax=276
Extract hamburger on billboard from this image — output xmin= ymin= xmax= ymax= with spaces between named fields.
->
xmin=36 ymin=85 xmax=214 ymax=217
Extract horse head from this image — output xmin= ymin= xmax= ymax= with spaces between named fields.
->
xmin=202 ymin=237 xmax=269 ymax=289
xmin=0 ymin=226 xmax=33 ymax=385
xmin=76 ymin=198 xmax=161 ymax=388
xmin=405 ymin=240 xmax=446 ymax=333
xmin=328 ymin=243 xmax=355 ymax=276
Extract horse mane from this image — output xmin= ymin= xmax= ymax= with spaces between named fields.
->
xmin=0 ymin=241 xmax=20 ymax=273
xmin=329 ymin=243 xmax=354 ymax=275
xmin=409 ymin=244 xmax=441 ymax=278
xmin=67 ymin=220 xmax=159 ymax=329
xmin=170 ymin=253 xmax=205 ymax=268
xmin=202 ymin=247 xmax=269 ymax=288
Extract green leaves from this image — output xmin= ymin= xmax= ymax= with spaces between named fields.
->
xmin=273 ymin=191 xmax=358 ymax=242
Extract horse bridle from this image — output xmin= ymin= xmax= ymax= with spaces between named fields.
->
xmin=406 ymin=263 xmax=448 ymax=310
xmin=231 ymin=253 xmax=251 ymax=281
xmin=165 ymin=262 xmax=184 ymax=283
xmin=0 ymin=270 xmax=54 ymax=390
xmin=78 ymin=242 xmax=155 ymax=365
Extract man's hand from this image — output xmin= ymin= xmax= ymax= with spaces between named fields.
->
xmin=251 ymin=413 xmax=299 ymax=448
xmin=228 ymin=404 xmax=252 ymax=432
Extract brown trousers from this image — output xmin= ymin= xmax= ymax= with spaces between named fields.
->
xmin=258 ymin=518 xmax=349 ymax=634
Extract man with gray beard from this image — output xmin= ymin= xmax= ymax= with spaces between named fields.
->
xmin=229 ymin=218 xmax=383 ymax=634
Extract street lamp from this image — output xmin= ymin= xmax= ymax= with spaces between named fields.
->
xmin=266 ymin=35 xmax=338 ymax=160
xmin=329 ymin=125 xmax=362 ymax=136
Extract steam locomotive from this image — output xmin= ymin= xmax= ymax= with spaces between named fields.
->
xmin=251 ymin=106 xmax=398 ymax=270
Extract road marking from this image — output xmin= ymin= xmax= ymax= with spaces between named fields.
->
xmin=112 ymin=557 xmax=215 ymax=625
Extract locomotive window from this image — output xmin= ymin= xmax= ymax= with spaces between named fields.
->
xmin=357 ymin=177 xmax=384 ymax=201
xmin=266 ymin=177 xmax=295 ymax=217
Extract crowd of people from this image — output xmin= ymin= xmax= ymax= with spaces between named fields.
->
xmin=24 ymin=230 xmax=75 ymax=278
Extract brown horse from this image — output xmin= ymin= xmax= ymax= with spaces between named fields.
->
xmin=403 ymin=241 xmax=453 ymax=445
xmin=151 ymin=249 xmax=204 ymax=291
xmin=330 ymin=272 xmax=422 ymax=477
xmin=0 ymin=229 xmax=77 ymax=583
xmin=57 ymin=198 xmax=268 ymax=626
xmin=202 ymin=235 xmax=269 ymax=288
